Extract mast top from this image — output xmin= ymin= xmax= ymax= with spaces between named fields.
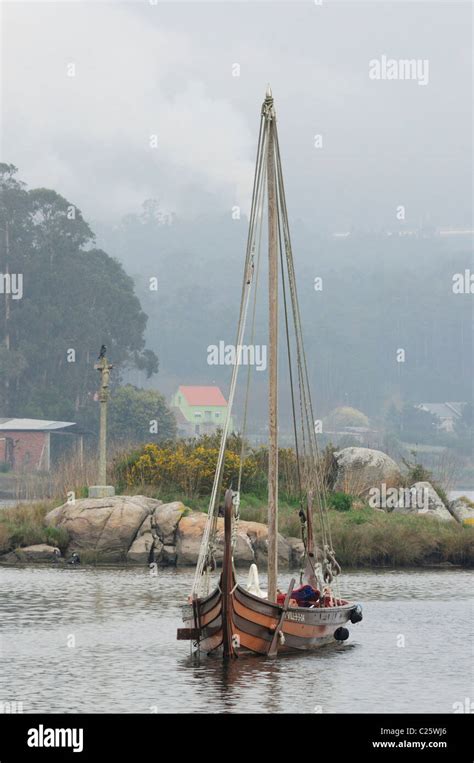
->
xmin=263 ymin=85 xmax=275 ymax=119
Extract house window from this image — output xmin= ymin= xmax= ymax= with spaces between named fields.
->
xmin=194 ymin=411 xmax=202 ymax=419
xmin=215 ymin=412 xmax=220 ymax=419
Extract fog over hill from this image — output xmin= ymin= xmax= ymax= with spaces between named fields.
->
xmin=95 ymin=210 xmax=473 ymax=431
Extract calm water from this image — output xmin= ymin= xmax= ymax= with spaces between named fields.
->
xmin=0 ymin=567 xmax=472 ymax=714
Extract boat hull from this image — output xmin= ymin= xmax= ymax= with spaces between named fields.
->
xmin=181 ymin=579 xmax=355 ymax=656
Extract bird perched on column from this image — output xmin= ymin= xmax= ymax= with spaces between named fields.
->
xmin=97 ymin=344 xmax=107 ymax=360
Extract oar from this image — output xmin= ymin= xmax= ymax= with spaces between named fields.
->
xmin=268 ymin=578 xmax=295 ymax=657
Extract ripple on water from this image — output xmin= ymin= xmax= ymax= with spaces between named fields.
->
xmin=0 ymin=566 xmax=472 ymax=713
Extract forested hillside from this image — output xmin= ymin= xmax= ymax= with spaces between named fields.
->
xmin=96 ymin=200 xmax=473 ymax=431
xmin=0 ymin=164 xmax=161 ymax=434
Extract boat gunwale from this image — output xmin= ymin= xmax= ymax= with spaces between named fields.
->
xmin=235 ymin=582 xmax=356 ymax=615
xmin=183 ymin=581 xmax=355 ymax=620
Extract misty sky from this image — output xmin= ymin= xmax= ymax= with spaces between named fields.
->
xmin=1 ymin=0 xmax=471 ymax=232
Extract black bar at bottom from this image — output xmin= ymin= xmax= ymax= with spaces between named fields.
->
xmin=0 ymin=713 xmax=471 ymax=760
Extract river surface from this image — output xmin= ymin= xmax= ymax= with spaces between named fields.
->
xmin=0 ymin=567 xmax=472 ymax=714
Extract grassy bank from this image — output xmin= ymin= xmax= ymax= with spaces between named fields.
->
xmin=1 ymin=492 xmax=472 ymax=568
xmin=0 ymin=500 xmax=68 ymax=555
xmin=325 ymin=507 xmax=473 ymax=567
xmin=225 ymin=496 xmax=474 ymax=567
xmin=138 ymin=489 xmax=473 ymax=567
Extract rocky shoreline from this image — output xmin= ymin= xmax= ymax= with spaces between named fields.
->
xmin=0 ymin=496 xmax=305 ymax=568
xmin=1 ymin=447 xmax=473 ymax=568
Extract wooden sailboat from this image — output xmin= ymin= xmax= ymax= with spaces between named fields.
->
xmin=177 ymin=89 xmax=362 ymax=657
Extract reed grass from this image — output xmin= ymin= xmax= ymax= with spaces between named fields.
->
xmin=0 ymin=499 xmax=68 ymax=554
xmin=323 ymin=507 xmax=474 ymax=567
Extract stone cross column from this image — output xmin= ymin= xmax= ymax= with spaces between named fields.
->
xmin=89 ymin=354 xmax=115 ymax=498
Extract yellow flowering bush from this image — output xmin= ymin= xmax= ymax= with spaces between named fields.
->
xmin=125 ymin=441 xmax=259 ymax=497
xmin=116 ymin=433 xmax=304 ymax=499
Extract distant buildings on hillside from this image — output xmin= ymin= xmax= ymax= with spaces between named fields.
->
xmin=170 ymin=386 xmax=234 ymax=437
xmin=415 ymin=402 xmax=466 ymax=433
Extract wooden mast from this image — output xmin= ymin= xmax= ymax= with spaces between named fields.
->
xmin=304 ymin=493 xmax=318 ymax=590
xmin=221 ymin=489 xmax=235 ymax=658
xmin=265 ymin=87 xmax=278 ymax=603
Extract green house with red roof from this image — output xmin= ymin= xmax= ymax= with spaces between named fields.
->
xmin=171 ymin=386 xmax=234 ymax=436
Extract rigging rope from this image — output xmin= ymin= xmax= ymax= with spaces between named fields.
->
xmin=191 ymin=93 xmax=343 ymax=601
xmin=273 ymin=121 xmax=341 ymax=588
xmin=237 ymin=152 xmax=266 ymax=496
xmin=191 ymin=114 xmax=268 ymax=599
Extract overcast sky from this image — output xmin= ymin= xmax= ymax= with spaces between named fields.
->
xmin=1 ymin=0 xmax=471 ymax=230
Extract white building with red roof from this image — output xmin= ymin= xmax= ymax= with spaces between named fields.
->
xmin=170 ymin=386 xmax=234 ymax=436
